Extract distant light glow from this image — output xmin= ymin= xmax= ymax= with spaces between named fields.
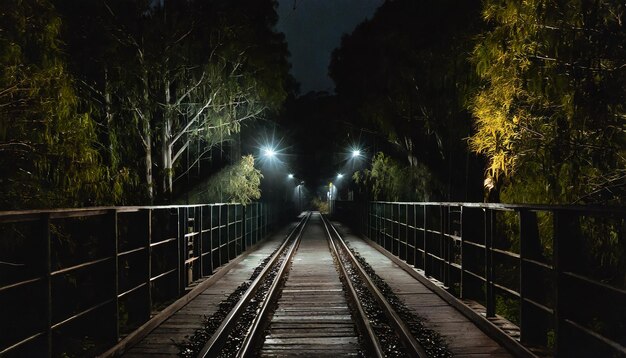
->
xmin=262 ymin=147 xmax=276 ymax=158
xmin=288 ymin=173 xmax=294 ymax=179
xmin=337 ymin=173 xmax=344 ymax=179
xmin=352 ymin=149 xmax=361 ymax=158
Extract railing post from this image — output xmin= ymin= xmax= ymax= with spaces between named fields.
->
xmin=422 ymin=205 xmax=432 ymax=277
xmin=553 ymin=210 xmax=580 ymax=357
xmin=111 ymin=209 xmax=119 ymax=343
xmin=460 ymin=206 xmax=483 ymax=301
xmin=42 ymin=213 xmax=52 ymax=358
xmin=177 ymin=208 xmax=183 ymax=295
xmin=145 ymin=209 xmax=153 ymax=320
xmin=242 ymin=205 xmax=247 ymax=252
xmin=485 ymin=208 xmax=495 ymax=318
xmin=441 ymin=205 xmax=450 ymax=288
xmin=199 ymin=206 xmax=204 ymax=278
xmin=519 ymin=209 xmax=546 ymax=347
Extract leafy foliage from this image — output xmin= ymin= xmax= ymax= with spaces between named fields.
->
xmin=470 ymin=0 xmax=626 ymax=204
xmin=0 ymin=0 xmax=116 ymax=209
xmin=353 ymin=152 xmax=441 ymax=201
xmin=184 ymin=155 xmax=262 ymax=205
xmin=0 ymin=0 xmax=290 ymax=208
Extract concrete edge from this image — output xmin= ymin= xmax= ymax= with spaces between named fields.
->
xmin=347 ymin=230 xmax=538 ymax=358
xmin=98 ymin=234 xmax=281 ymax=357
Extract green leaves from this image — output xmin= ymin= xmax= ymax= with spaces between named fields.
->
xmin=470 ymin=0 xmax=626 ymax=204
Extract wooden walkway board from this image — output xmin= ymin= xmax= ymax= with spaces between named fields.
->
xmin=122 ymin=228 xmax=290 ymax=357
xmin=334 ymin=222 xmax=514 ymax=358
xmin=261 ymin=214 xmax=360 ymax=357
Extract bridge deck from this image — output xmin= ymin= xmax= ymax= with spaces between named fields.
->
xmin=121 ymin=227 xmax=290 ymax=357
xmin=119 ymin=219 xmax=514 ymax=357
xmin=334 ymin=221 xmax=514 ymax=358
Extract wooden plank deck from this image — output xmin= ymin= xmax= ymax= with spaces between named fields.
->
xmin=121 ymin=226 xmax=291 ymax=357
xmin=334 ymin=222 xmax=516 ymax=358
xmin=261 ymin=214 xmax=360 ymax=357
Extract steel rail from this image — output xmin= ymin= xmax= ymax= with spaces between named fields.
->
xmin=322 ymin=214 xmax=428 ymax=358
xmin=198 ymin=212 xmax=310 ymax=358
xmin=320 ymin=214 xmax=385 ymax=358
xmin=235 ymin=212 xmax=310 ymax=357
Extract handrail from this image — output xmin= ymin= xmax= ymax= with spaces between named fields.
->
xmin=334 ymin=200 xmax=626 ymax=357
xmin=0 ymin=202 xmax=281 ymax=356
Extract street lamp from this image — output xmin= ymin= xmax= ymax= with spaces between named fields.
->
xmin=288 ymin=173 xmax=294 ymax=179
xmin=262 ymin=146 xmax=276 ymax=158
xmin=352 ymin=149 xmax=361 ymax=158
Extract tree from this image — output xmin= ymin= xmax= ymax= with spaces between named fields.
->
xmin=0 ymin=0 xmax=113 ymax=209
xmin=54 ymin=0 xmax=291 ymax=204
xmin=183 ymin=155 xmax=262 ymax=205
xmin=330 ymin=0 xmax=484 ymax=201
xmin=470 ymin=0 xmax=626 ymax=204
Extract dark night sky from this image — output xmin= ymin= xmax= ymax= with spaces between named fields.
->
xmin=276 ymin=0 xmax=384 ymax=94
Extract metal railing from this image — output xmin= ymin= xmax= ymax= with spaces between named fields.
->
xmin=0 ymin=202 xmax=276 ymax=357
xmin=338 ymin=201 xmax=626 ymax=357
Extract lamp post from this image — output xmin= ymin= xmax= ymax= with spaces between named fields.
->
xmin=298 ymin=182 xmax=303 ymax=213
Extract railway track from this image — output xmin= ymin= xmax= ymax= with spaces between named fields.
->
xmin=195 ymin=212 xmax=429 ymax=357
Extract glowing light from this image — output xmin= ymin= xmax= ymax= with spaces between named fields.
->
xmin=352 ymin=149 xmax=361 ymax=158
xmin=262 ymin=147 xmax=276 ymax=158
xmin=337 ymin=173 xmax=344 ymax=179
xmin=288 ymin=173 xmax=294 ymax=179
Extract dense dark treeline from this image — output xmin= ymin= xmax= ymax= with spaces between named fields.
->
xmin=331 ymin=0 xmax=625 ymax=205
xmin=0 ymin=0 xmax=291 ymax=209
xmin=330 ymin=0 xmax=486 ymax=202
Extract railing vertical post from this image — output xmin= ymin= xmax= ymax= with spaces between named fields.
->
xmin=146 ymin=209 xmax=152 ymax=320
xmin=485 ymin=209 xmax=495 ymax=318
xmin=412 ymin=203 xmax=417 ymax=268
xmin=423 ymin=204 xmax=429 ymax=277
xmin=460 ymin=206 xmax=465 ymax=298
xmin=553 ymin=210 xmax=580 ymax=357
xmin=441 ymin=205 xmax=449 ymax=288
xmin=242 ymin=205 xmax=247 ymax=252
xmin=42 ymin=213 xmax=52 ymax=358
xmin=111 ymin=209 xmax=119 ymax=343
xmin=177 ymin=208 xmax=183 ymax=295
xmin=199 ymin=206 xmax=204 ymax=277
xmin=519 ymin=209 xmax=545 ymax=347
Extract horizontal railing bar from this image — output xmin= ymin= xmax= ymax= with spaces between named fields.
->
xmin=118 ymin=246 xmax=146 ymax=257
xmin=463 ymin=269 xmax=487 ymax=282
xmin=463 ymin=241 xmax=486 ymax=249
xmin=426 ymin=253 xmax=445 ymax=261
xmin=150 ymin=268 xmax=177 ymax=282
xmin=150 ymin=237 xmax=177 ymax=247
xmin=51 ymin=256 xmax=113 ymax=276
xmin=0 ymin=276 xmax=43 ymax=292
xmin=51 ymin=298 xmax=115 ymax=330
xmin=564 ymin=319 xmax=626 ymax=354
xmin=184 ymin=257 xmax=198 ymax=265
xmin=491 ymin=247 xmax=520 ymax=259
xmin=521 ymin=257 xmax=552 ymax=270
xmin=0 ymin=203 xmax=245 ymax=223
xmin=370 ymin=201 xmax=626 ymax=214
xmin=444 ymin=233 xmax=461 ymax=241
xmin=563 ymin=271 xmax=626 ymax=296
xmin=118 ymin=282 xmax=148 ymax=299
xmin=0 ymin=331 xmax=45 ymax=355
xmin=522 ymin=297 xmax=553 ymax=314
xmin=493 ymin=282 xmax=521 ymax=298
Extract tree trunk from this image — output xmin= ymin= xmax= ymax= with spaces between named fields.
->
xmin=162 ymin=72 xmax=173 ymax=199
xmin=141 ymin=66 xmax=154 ymax=202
